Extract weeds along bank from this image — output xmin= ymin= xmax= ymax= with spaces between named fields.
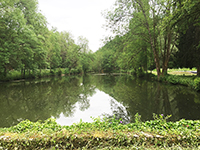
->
xmin=128 ymin=71 xmax=200 ymax=92
xmin=0 ymin=114 xmax=200 ymax=149
xmin=147 ymin=68 xmax=200 ymax=92
xmin=128 ymin=67 xmax=200 ymax=92
xmin=0 ymin=68 xmax=81 ymax=82
xmin=152 ymin=74 xmax=200 ymax=92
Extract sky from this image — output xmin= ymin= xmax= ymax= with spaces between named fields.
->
xmin=37 ymin=0 xmax=116 ymax=52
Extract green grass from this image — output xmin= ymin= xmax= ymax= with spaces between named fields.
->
xmin=0 ymin=114 xmax=200 ymax=149
xmin=150 ymin=68 xmax=197 ymax=76
xmin=148 ymin=68 xmax=200 ymax=91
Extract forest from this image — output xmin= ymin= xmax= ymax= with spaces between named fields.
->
xmin=0 ymin=0 xmax=200 ymax=80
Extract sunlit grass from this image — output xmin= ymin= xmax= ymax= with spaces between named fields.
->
xmin=149 ymin=68 xmax=197 ymax=76
xmin=148 ymin=69 xmax=200 ymax=91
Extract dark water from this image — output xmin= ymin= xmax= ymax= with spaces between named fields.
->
xmin=0 ymin=75 xmax=200 ymax=127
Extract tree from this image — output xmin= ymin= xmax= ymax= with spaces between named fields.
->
xmin=59 ymin=31 xmax=75 ymax=68
xmin=0 ymin=0 xmax=49 ymax=78
xmin=0 ymin=0 xmax=26 ymax=77
xmin=175 ymin=24 xmax=200 ymax=76
xmin=104 ymin=0 xmax=178 ymax=78
xmin=77 ymin=36 xmax=92 ymax=74
xmin=171 ymin=0 xmax=200 ymax=76
xmin=47 ymin=29 xmax=62 ymax=70
xmin=92 ymin=36 xmax=121 ymax=73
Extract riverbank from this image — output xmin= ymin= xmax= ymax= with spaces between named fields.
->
xmin=0 ymin=114 xmax=200 ymax=149
xmin=0 ymin=68 xmax=80 ymax=82
xmin=1 ymin=68 xmax=200 ymax=92
xmin=143 ymin=68 xmax=199 ymax=92
xmin=149 ymin=73 xmax=200 ymax=92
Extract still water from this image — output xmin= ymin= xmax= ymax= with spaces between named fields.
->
xmin=0 ymin=75 xmax=200 ymax=127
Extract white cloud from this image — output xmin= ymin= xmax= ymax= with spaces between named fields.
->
xmin=38 ymin=0 xmax=115 ymax=52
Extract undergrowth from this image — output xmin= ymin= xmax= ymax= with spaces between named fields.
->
xmin=0 ymin=68 xmax=81 ymax=82
xmin=150 ymin=73 xmax=200 ymax=92
xmin=0 ymin=114 xmax=200 ymax=149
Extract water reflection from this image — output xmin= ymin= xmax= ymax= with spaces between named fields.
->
xmin=0 ymin=75 xmax=200 ymax=127
xmin=0 ymin=76 xmax=96 ymax=127
xmin=56 ymin=90 xmax=115 ymax=126
xmin=95 ymin=75 xmax=200 ymax=122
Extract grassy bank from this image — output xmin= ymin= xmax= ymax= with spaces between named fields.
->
xmin=147 ymin=68 xmax=200 ymax=92
xmin=0 ymin=68 xmax=81 ymax=82
xmin=150 ymin=68 xmax=197 ymax=76
xmin=0 ymin=114 xmax=200 ymax=149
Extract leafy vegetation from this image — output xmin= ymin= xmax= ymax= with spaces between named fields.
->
xmin=0 ymin=114 xmax=200 ymax=149
xmin=148 ymin=69 xmax=200 ymax=91
xmin=1 ymin=0 xmax=199 ymax=81
xmin=1 ymin=0 xmax=200 ymax=149
xmin=0 ymin=0 xmax=93 ymax=81
xmin=92 ymin=0 xmax=200 ymax=78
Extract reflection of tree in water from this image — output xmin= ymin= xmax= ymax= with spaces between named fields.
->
xmin=1 ymin=75 xmax=200 ymax=127
xmin=103 ymin=99 xmax=130 ymax=124
xmin=77 ymin=94 xmax=90 ymax=111
xmin=171 ymin=88 xmax=200 ymax=120
xmin=76 ymin=75 xmax=96 ymax=111
xmin=93 ymin=75 xmax=200 ymax=123
xmin=0 ymin=75 xmax=96 ymax=127
xmin=113 ymin=78 xmax=185 ymax=122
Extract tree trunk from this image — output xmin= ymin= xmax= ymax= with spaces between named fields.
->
xmin=4 ymin=65 xmax=7 ymax=77
xmin=197 ymin=65 xmax=200 ymax=77
xmin=162 ymin=54 xmax=170 ymax=76
xmin=154 ymin=52 xmax=161 ymax=79
xmin=23 ymin=69 xmax=25 ymax=78
xmin=21 ymin=68 xmax=23 ymax=78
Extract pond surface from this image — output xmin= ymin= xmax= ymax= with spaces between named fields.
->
xmin=0 ymin=75 xmax=200 ymax=127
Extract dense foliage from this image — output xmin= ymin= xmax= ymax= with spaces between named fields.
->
xmin=0 ymin=0 xmax=199 ymax=80
xmin=0 ymin=114 xmax=200 ymax=149
xmin=0 ymin=0 xmax=93 ymax=81
xmin=92 ymin=0 xmax=200 ymax=77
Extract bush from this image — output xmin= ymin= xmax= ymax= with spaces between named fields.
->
xmin=50 ymin=69 xmax=55 ymax=75
xmin=32 ymin=69 xmax=41 ymax=78
xmin=166 ymin=76 xmax=179 ymax=84
xmin=56 ymin=68 xmax=62 ymax=76
xmin=193 ymin=77 xmax=200 ymax=91
xmin=70 ymin=68 xmax=81 ymax=75
xmin=1 ymin=115 xmax=200 ymax=149
xmin=64 ymin=68 xmax=70 ymax=75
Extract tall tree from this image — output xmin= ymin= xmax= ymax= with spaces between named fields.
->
xmin=59 ymin=31 xmax=75 ymax=68
xmin=77 ymin=36 xmax=92 ymax=73
xmin=0 ymin=0 xmax=26 ymax=77
xmin=47 ymin=29 xmax=62 ymax=70
xmin=171 ymin=0 xmax=200 ymax=76
xmin=104 ymin=0 xmax=178 ymax=78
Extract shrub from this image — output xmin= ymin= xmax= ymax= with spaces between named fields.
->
xmin=166 ymin=76 xmax=179 ymax=84
xmin=56 ymin=68 xmax=62 ymax=76
xmin=32 ymin=69 xmax=41 ymax=78
xmin=64 ymin=68 xmax=70 ymax=75
xmin=1 ymin=115 xmax=200 ymax=149
xmin=193 ymin=77 xmax=200 ymax=91
xmin=50 ymin=69 xmax=55 ymax=75
xmin=70 ymin=68 xmax=80 ymax=75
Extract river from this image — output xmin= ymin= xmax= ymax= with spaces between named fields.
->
xmin=0 ymin=75 xmax=200 ymax=127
